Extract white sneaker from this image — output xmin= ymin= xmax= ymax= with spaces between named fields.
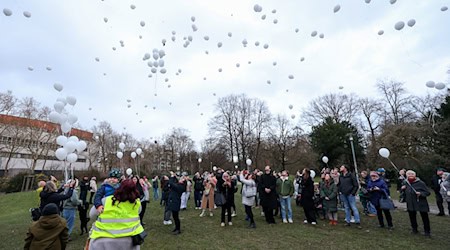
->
xmin=261 ymin=212 xmax=265 ymax=216
xmin=288 ymin=219 xmax=293 ymax=224
xmin=167 ymin=220 xmax=172 ymax=225
xmin=199 ymin=212 xmax=205 ymax=217
xmin=221 ymin=222 xmax=225 ymax=227
xmin=228 ymin=222 xmax=233 ymax=226
xmin=311 ymin=222 xmax=317 ymax=225
xmin=350 ymin=216 xmax=355 ymax=223
xmin=283 ymin=219 xmax=288 ymax=223
xmin=303 ymin=220 xmax=308 ymax=224
xmin=163 ymin=220 xmax=168 ymax=225
xmin=231 ymin=211 xmax=237 ymax=217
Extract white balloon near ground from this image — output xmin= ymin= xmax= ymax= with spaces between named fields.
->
xmin=49 ymin=112 xmax=61 ymax=123
xmin=310 ymin=170 xmax=316 ymax=179
xmin=322 ymin=156 xmax=329 ymax=164
xmin=379 ymin=148 xmax=390 ymax=158
xmin=435 ymin=82 xmax=446 ymax=90
xmin=378 ymin=30 xmax=384 ymax=35
xmin=334 ymin=5 xmax=341 ymax=13
xmin=407 ymin=19 xmax=416 ymax=27
xmin=246 ymin=159 xmax=252 ymax=166
xmin=3 ymin=8 xmax=12 ymax=16
xmin=66 ymin=153 xmax=78 ymax=163
xmin=55 ymin=148 xmax=68 ymax=161
xmin=68 ymin=136 xmax=79 ymax=142
xmin=23 ymin=11 xmax=31 ymax=18
xmin=131 ymin=152 xmax=137 ymax=159
xmin=233 ymin=155 xmax=239 ymax=163
xmin=136 ymin=148 xmax=142 ymax=155
xmin=425 ymin=81 xmax=435 ymax=88
xmin=394 ymin=21 xmax=405 ymax=30
xmin=64 ymin=140 xmax=78 ymax=153
xmin=126 ymin=168 xmax=132 ymax=175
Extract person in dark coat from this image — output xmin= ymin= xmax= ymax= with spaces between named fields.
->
xmin=338 ymin=165 xmax=361 ymax=227
xmin=367 ymin=171 xmax=393 ymax=229
xmin=24 ymin=203 xmax=69 ymax=250
xmin=301 ymin=168 xmax=317 ymax=224
xmin=193 ymin=172 xmax=204 ymax=209
xmin=78 ymin=176 xmax=90 ymax=235
xmin=258 ymin=165 xmax=278 ymax=224
xmin=320 ymin=173 xmax=338 ymax=225
xmin=167 ymin=172 xmax=187 ymax=235
xmin=402 ymin=170 xmax=431 ymax=236
xmin=431 ymin=168 xmax=445 ymax=216
xmin=39 ymin=181 xmax=75 ymax=212
xmin=217 ymin=172 xmax=236 ymax=226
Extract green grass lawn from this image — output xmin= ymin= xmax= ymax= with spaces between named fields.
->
xmin=1 ymin=190 xmax=449 ymax=250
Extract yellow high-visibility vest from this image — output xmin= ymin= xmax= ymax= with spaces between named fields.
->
xmin=90 ymin=196 xmax=144 ymax=239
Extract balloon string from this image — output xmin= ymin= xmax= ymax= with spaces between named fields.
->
xmin=400 ymin=33 xmax=423 ymax=67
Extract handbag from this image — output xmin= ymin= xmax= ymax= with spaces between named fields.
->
xmin=245 ymin=185 xmax=256 ymax=198
xmin=131 ymin=231 xmax=148 ymax=246
xmin=379 ymin=191 xmax=395 ymax=210
xmin=214 ymin=192 xmax=226 ymax=207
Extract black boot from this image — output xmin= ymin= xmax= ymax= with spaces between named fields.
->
xmin=248 ymin=222 xmax=256 ymax=229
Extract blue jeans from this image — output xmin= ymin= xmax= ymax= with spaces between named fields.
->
xmin=63 ymin=208 xmax=76 ymax=235
xmin=153 ymin=187 xmax=159 ymax=200
xmin=280 ymin=196 xmax=292 ymax=220
xmin=340 ymin=194 xmax=360 ymax=223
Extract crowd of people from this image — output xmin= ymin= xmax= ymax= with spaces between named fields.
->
xmin=24 ymin=165 xmax=450 ymax=249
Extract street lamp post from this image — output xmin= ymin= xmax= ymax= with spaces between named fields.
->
xmin=348 ymin=135 xmax=360 ymax=186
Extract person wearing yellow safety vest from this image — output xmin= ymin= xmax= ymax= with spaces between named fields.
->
xmin=88 ymin=179 xmax=146 ymax=249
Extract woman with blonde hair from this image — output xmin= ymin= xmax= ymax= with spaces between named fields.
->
xmin=199 ymin=173 xmax=217 ymax=217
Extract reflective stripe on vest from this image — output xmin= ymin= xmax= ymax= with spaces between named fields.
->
xmin=90 ymin=196 xmax=144 ymax=239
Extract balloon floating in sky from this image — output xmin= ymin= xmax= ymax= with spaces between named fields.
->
xmin=236 ymin=63 xmax=240 ymax=67
xmin=263 ymin=44 xmax=269 ymax=49
xmin=267 ymin=80 xmax=271 ymax=84
xmin=339 ymin=86 xmax=344 ymax=90
xmin=192 ymin=24 xmax=198 ymax=32
xmin=311 ymin=31 xmax=317 ymax=37
xmin=253 ymin=4 xmax=263 ymax=13
xmin=378 ymin=30 xmax=384 ymax=35
xmin=28 ymin=66 xmax=34 ymax=71
xmin=217 ymin=42 xmax=223 ymax=48
xmin=365 ymin=0 xmax=371 ymax=3
xmin=295 ymin=28 xmax=299 ymax=33
xmin=261 ymin=14 xmax=266 ymax=20
xmin=435 ymin=82 xmax=446 ymax=90
xmin=441 ymin=6 xmax=448 ymax=11
xmin=130 ymin=4 xmax=136 ymax=10
xmin=3 ymin=8 xmax=12 ymax=16
xmin=390 ymin=0 xmax=397 ymax=4
xmin=273 ymin=19 xmax=278 ymax=24
xmin=103 ymin=17 xmax=108 ymax=23
xmin=319 ymin=33 xmax=324 ymax=39
xmin=425 ymin=81 xmax=435 ymax=88
xmin=191 ymin=16 xmax=196 ymax=22
xmin=204 ymin=36 xmax=209 ymax=41
xmin=218 ymin=68 xmax=222 ymax=72
xmin=255 ymin=41 xmax=260 ymax=46
xmin=54 ymin=83 xmax=63 ymax=92
xmin=272 ymin=9 xmax=277 ymax=14
xmin=291 ymin=114 xmax=296 ymax=119
xmin=140 ymin=21 xmax=145 ymax=27
xmin=288 ymin=75 xmax=294 ymax=79
xmin=289 ymin=105 xmax=293 ymax=109
xmin=333 ymin=5 xmax=341 ymax=13
xmin=394 ymin=21 xmax=405 ymax=30
xmin=407 ymin=19 xmax=416 ymax=27
xmin=228 ymin=32 xmax=232 ymax=37
xmin=300 ymin=57 xmax=305 ymax=62
xmin=23 ymin=11 xmax=31 ymax=18
xmin=273 ymin=62 xmax=277 ymax=66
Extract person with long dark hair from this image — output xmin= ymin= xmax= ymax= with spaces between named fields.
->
xmin=132 ymin=176 xmax=147 ymax=226
xmin=301 ymin=168 xmax=317 ymax=225
xmin=217 ymin=172 xmax=236 ymax=227
xmin=167 ymin=172 xmax=187 ymax=235
xmin=89 ymin=179 xmax=145 ymax=249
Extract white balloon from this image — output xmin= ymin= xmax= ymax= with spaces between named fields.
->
xmin=103 ymin=17 xmax=108 ymax=23
xmin=426 ymin=81 xmax=435 ymax=88
xmin=171 ymin=36 xmax=176 ymax=42
xmin=28 ymin=66 xmax=34 ymax=71
xmin=217 ymin=42 xmax=222 ymax=48
xmin=334 ymin=5 xmax=341 ymax=13
xmin=261 ymin=14 xmax=266 ymax=20
xmin=188 ymin=36 xmax=193 ymax=42
xmin=273 ymin=19 xmax=278 ymax=24
xmin=289 ymin=105 xmax=293 ymax=109
xmin=228 ymin=32 xmax=232 ymax=37
xmin=68 ymin=136 xmax=79 ymax=142
xmin=153 ymin=61 xmax=158 ymax=67
xmin=435 ymin=82 xmax=446 ymax=90
xmin=191 ymin=16 xmax=196 ymax=22
xmin=390 ymin=0 xmax=397 ymax=4
xmin=119 ymin=142 xmax=125 ymax=150
xmin=58 ymin=114 xmax=68 ymax=125
xmin=263 ymin=44 xmax=269 ymax=49
xmin=236 ymin=63 xmax=240 ymax=67
xmin=77 ymin=141 xmax=87 ymax=152
xmin=311 ymin=31 xmax=317 ymax=37
xmin=54 ymin=102 xmax=65 ymax=113
xmin=46 ymin=66 xmax=52 ymax=71
xmin=322 ymin=156 xmax=329 ymax=164
xmin=53 ymin=83 xmax=63 ymax=92
xmin=140 ymin=21 xmax=145 ymax=27
xmin=151 ymin=68 xmax=157 ymax=73
xmin=253 ymin=4 xmax=262 ymax=12
xmin=295 ymin=28 xmax=299 ymax=33
xmin=272 ymin=9 xmax=277 ymax=13
xmin=64 ymin=140 xmax=77 ymax=153
xmin=143 ymin=53 xmax=150 ymax=60
xmin=378 ymin=30 xmax=384 ymax=35
xmin=246 ymin=159 xmax=252 ymax=166
xmin=204 ymin=36 xmax=209 ymax=41
xmin=55 ymin=148 xmax=68 ymax=161
xmin=291 ymin=114 xmax=296 ymax=119
xmin=255 ymin=41 xmax=260 ymax=46
xmin=136 ymin=148 xmax=142 ymax=155
xmin=441 ymin=6 xmax=448 ymax=11
xmin=159 ymin=50 xmax=166 ymax=58
xmin=192 ymin=24 xmax=198 ymax=32
xmin=407 ymin=19 xmax=416 ymax=27
xmin=3 ymin=8 xmax=12 ymax=16
xmin=95 ymin=57 xmax=100 ymax=62
xmin=233 ymin=156 xmax=238 ymax=163
xmin=310 ymin=170 xmax=316 ymax=179
xmin=300 ymin=57 xmax=305 ymax=62
xmin=242 ymin=39 xmax=248 ymax=45
xmin=288 ymin=75 xmax=294 ymax=79
xmin=61 ymin=122 xmax=71 ymax=133
xmin=339 ymin=86 xmax=344 ymax=90
xmin=158 ymin=59 xmax=165 ymax=67
xmin=66 ymin=96 xmax=77 ymax=106
xmin=130 ymin=4 xmax=136 ymax=9
xmin=394 ymin=21 xmax=405 ymax=31
xmin=379 ymin=148 xmax=390 ymax=158
xmin=319 ymin=33 xmax=324 ymax=39
xmin=49 ymin=111 xmax=61 ymax=123
xmin=126 ymin=168 xmax=132 ymax=175
xmin=23 ymin=11 xmax=31 ymax=18
xmin=365 ymin=0 xmax=371 ymax=3
xmin=160 ymin=68 xmax=167 ymax=74
xmin=213 ymin=166 xmax=218 ymax=171
xmin=56 ymin=135 xmax=68 ymax=146
xmin=66 ymin=153 xmax=78 ymax=163
xmin=131 ymin=152 xmax=137 ymax=159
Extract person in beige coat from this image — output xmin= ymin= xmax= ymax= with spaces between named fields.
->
xmin=200 ymin=173 xmax=217 ymax=217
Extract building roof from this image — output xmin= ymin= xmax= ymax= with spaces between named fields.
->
xmin=0 ymin=114 xmax=93 ymax=141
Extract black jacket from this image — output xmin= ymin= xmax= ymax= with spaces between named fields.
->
xmin=431 ymin=175 xmax=443 ymax=194
xmin=258 ymin=173 xmax=278 ymax=209
xmin=405 ymin=179 xmax=430 ymax=212
xmin=338 ymin=172 xmax=358 ymax=196
xmin=193 ymin=176 xmax=204 ymax=191
xmin=79 ymin=180 xmax=90 ymax=201
xmin=301 ymin=176 xmax=315 ymax=209
xmin=217 ymin=178 xmax=236 ymax=205
xmin=167 ymin=177 xmax=186 ymax=212
xmin=39 ymin=188 xmax=74 ymax=211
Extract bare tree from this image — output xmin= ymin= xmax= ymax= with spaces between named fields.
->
xmin=302 ymin=93 xmax=360 ymax=126
xmin=376 ymin=79 xmax=414 ymax=125
xmin=0 ymin=90 xmax=18 ymax=115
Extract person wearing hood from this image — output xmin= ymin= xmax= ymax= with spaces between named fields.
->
xmin=367 ymin=171 xmax=393 ymax=230
xmin=94 ymin=169 xmax=122 ymax=214
xmin=402 ymin=170 xmax=431 ymax=237
xmin=24 ymin=203 xmax=69 ymax=250
xmin=439 ymin=172 xmax=450 ymax=216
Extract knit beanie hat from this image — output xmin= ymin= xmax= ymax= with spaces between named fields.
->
xmin=41 ymin=203 xmax=59 ymax=216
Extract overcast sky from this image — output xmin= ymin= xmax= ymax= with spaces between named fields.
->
xmin=1 ymin=0 xmax=449 ymax=149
